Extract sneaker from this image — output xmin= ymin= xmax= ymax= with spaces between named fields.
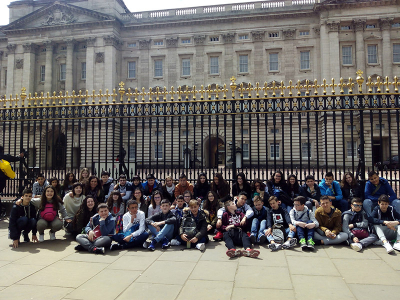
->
xmin=170 ymin=239 xmax=181 ymax=246
xmin=307 ymin=238 xmax=315 ymax=250
xmin=213 ymin=231 xmax=223 ymax=241
xmin=64 ymin=232 xmax=72 ymax=236
xmin=226 ymin=248 xmax=236 ymax=258
xmin=74 ymin=244 xmax=85 ymax=251
xmin=393 ymin=242 xmax=400 ymax=252
xmin=299 ymin=238 xmax=307 ymax=249
xmin=93 ymin=247 xmax=105 ymax=254
xmin=250 ymin=234 xmax=256 ymax=244
xmin=267 ymin=243 xmax=281 ymax=251
xmin=49 ymin=231 xmax=56 ymax=240
xmin=143 ymin=241 xmax=149 ymax=249
xmin=282 ymin=238 xmax=297 ymax=249
xmin=196 ymin=243 xmax=206 ymax=251
xmin=235 ymin=249 xmax=243 ymax=257
xmin=243 ymin=248 xmax=260 ymax=258
xmin=110 ymin=243 xmax=123 ymax=251
xmin=148 ymin=240 xmax=157 ymax=251
xmin=258 ymin=235 xmax=266 ymax=244
xmin=350 ymin=242 xmax=362 ymax=252
xmin=161 ymin=237 xmax=170 ymax=249
xmin=383 ymin=242 xmax=394 ymax=254
xmin=38 ymin=234 xmax=44 ymax=242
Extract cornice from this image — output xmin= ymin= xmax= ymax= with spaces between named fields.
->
xmin=315 ymin=0 xmax=398 ymax=12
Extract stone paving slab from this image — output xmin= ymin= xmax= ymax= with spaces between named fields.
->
xmin=1 ymin=219 xmax=400 ymax=300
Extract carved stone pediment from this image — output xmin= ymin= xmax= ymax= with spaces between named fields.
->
xmin=42 ymin=8 xmax=76 ymax=26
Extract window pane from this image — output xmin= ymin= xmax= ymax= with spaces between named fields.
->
xmin=129 ymin=145 xmax=136 ymax=160
xmin=342 ymin=46 xmax=352 ymax=65
xmin=81 ymin=62 xmax=86 ymax=80
xmin=394 ymin=44 xmax=400 ymax=63
xmin=269 ymin=53 xmax=278 ymax=71
xmin=182 ymin=58 xmax=190 ymax=76
xmin=60 ymin=64 xmax=66 ymax=81
xmin=270 ymin=143 xmax=280 ymax=159
xmin=300 ymin=51 xmax=310 ymax=70
xmin=367 ymin=45 xmax=377 ymax=64
xmin=128 ymin=61 xmax=136 ymax=78
xmin=154 ymin=60 xmax=163 ymax=77
xmin=239 ymin=55 xmax=248 ymax=73
xmin=347 ymin=141 xmax=357 ymax=157
xmin=210 ymin=57 xmax=219 ymax=74
xmin=40 ymin=65 xmax=45 ymax=82
xmin=155 ymin=144 xmax=163 ymax=159
xmin=301 ymin=142 xmax=311 ymax=158
xmin=243 ymin=143 xmax=249 ymax=159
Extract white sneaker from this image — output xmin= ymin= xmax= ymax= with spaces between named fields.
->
xmin=350 ymin=242 xmax=362 ymax=252
xmin=196 ymin=243 xmax=205 ymax=251
xmin=170 ymin=239 xmax=181 ymax=246
xmin=49 ymin=232 xmax=56 ymax=240
xmin=38 ymin=234 xmax=44 ymax=242
xmin=393 ymin=242 xmax=400 ymax=251
xmin=383 ymin=242 xmax=394 ymax=253
xmin=143 ymin=241 xmax=148 ymax=249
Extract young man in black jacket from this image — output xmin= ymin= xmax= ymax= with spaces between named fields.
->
xmin=145 ymin=199 xmax=176 ymax=250
xmin=8 ymin=189 xmax=38 ymax=248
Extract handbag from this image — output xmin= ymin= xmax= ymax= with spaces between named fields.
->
xmin=351 ymin=228 xmax=369 ymax=239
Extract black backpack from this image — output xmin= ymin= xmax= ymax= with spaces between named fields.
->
xmin=182 ymin=215 xmax=198 ymax=238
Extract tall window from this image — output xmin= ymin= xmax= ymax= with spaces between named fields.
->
xmin=81 ymin=62 xmax=86 ymax=80
xmin=210 ymin=56 xmax=219 ymax=74
xmin=182 ymin=58 xmax=190 ymax=76
xmin=367 ymin=45 xmax=378 ymax=64
xmin=393 ymin=44 xmax=400 ymax=63
xmin=269 ymin=53 xmax=278 ymax=71
xmin=270 ymin=143 xmax=280 ymax=159
xmin=4 ymin=69 xmax=7 ymax=86
xmin=60 ymin=64 xmax=66 ymax=81
xmin=300 ymin=51 xmax=310 ymax=70
xmin=239 ymin=55 xmax=248 ymax=73
xmin=40 ymin=65 xmax=45 ymax=82
xmin=128 ymin=61 xmax=136 ymax=78
xmin=342 ymin=46 xmax=352 ymax=65
xmin=301 ymin=142 xmax=311 ymax=159
xmin=154 ymin=60 xmax=163 ymax=77
xmin=347 ymin=141 xmax=357 ymax=157
xmin=155 ymin=144 xmax=163 ymax=159
xmin=243 ymin=143 xmax=249 ymax=159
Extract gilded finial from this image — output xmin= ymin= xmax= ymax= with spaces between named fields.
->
xmin=230 ymin=76 xmax=237 ymax=98
xmin=356 ymin=70 xmax=364 ymax=94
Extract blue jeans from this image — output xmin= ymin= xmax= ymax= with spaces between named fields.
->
xmin=177 ymin=235 xmax=207 ymax=248
xmin=267 ymin=227 xmax=296 ymax=242
xmin=112 ymin=231 xmax=149 ymax=249
xmin=148 ymin=224 xmax=174 ymax=243
xmin=16 ymin=216 xmax=37 ymax=238
xmin=251 ymin=218 xmax=267 ymax=239
xmin=295 ymin=220 xmax=315 ymax=240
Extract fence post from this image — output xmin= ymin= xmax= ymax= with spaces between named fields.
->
xmin=356 ymin=70 xmax=366 ymax=188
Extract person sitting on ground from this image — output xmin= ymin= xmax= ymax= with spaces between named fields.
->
xmin=142 ymin=174 xmax=162 ymax=197
xmin=110 ymin=200 xmax=149 ymax=250
xmin=148 ymin=190 xmax=162 ymax=217
xmin=101 ymin=171 xmax=113 ymax=201
xmin=75 ymin=203 xmax=115 ymax=254
xmin=131 ymin=174 xmax=143 ymax=192
xmin=263 ymin=196 xmax=297 ymax=251
xmin=265 ymin=171 xmax=292 ymax=212
xmin=222 ymin=200 xmax=260 ymax=258
xmin=371 ymin=194 xmax=400 ymax=254
xmin=174 ymin=173 xmax=194 ymax=198
xmin=133 ymin=188 xmax=148 ymax=217
xmin=85 ymin=175 xmax=105 ymax=203
xmin=342 ymin=197 xmax=377 ymax=252
xmin=145 ymin=199 xmax=177 ymax=250
xmin=63 ymin=182 xmax=85 ymax=234
xmin=299 ymin=175 xmax=321 ymax=211
xmin=214 ymin=192 xmax=254 ymax=241
xmin=249 ymin=196 xmax=269 ymax=244
xmin=36 ymin=186 xmax=71 ymax=242
xmin=173 ymin=199 xmax=208 ymax=251
xmin=364 ymin=171 xmax=400 ymax=217
xmin=210 ymin=173 xmax=230 ymax=203
xmin=319 ymin=172 xmax=348 ymax=214
xmin=108 ymin=174 xmax=132 ymax=204
xmin=31 ymin=173 xmax=49 ymax=204
xmin=162 ymin=175 xmax=176 ymax=204
xmin=49 ymin=177 xmax=62 ymax=199
xmin=107 ymin=191 xmax=125 ymax=234
xmin=170 ymin=195 xmax=188 ymax=242
xmin=340 ymin=172 xmax=362 ymax=209
xmin=202 ymin=191 xmax=222 ymax=234
xmin=232 ymin=172 xmax=252 ymax=198
xmin=251 ymin=178 xmax=266 ymax=204
xmin=70 ymin=196 xmax=98 ymax=236
xmin=193 ymin=172 xmax=210 ymax=203
xmin=287 ymin=175 xmax=301 ymax=203
xmin=61 ymin=172 xmax=77 ymax=198
xmin=313 ymin=195 xmax=348 ymax=245
xmin=289 ymin=196 xmax=318 ymax=250
xmin=79 ymin=168 xmax=90 ymax=185
xmin=9 ymin=188 xmax=38 ymax=248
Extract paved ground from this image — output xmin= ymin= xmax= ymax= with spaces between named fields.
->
xmin=0 ymin=219 xmax=400 ymax=300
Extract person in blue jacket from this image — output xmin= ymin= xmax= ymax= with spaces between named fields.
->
xmin=364 ymin=171 xmax=400 ymax=217
xmin=319 ymin=172 xmax=348 ymax=213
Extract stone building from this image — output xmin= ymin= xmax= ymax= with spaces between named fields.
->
xmin=0 ymin=0 xmax=399 ymax=173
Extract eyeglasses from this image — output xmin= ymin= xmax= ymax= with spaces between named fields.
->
xmin=352 ymin=204 xmax=362 ymax=208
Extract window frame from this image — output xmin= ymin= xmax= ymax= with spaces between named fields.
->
xmin=81 ymin=62 xmax=86 ymax=80
xmin=270 ymin=143 xmax=280 ymax=159
xmin=128 ymin=61 xmax=136 ymax=79
xmin=239 ymin=54 xmax=249 ymax=73
xmin=181 ymin=58 xmax=191 ymax=77
xmin=60 ymin=64 xmax=66 ymax=81
xmin=269 ymin=52 xmax=279 ymax=72
xmin=40 ymin=65 xmax=46 ymax=82
xmin=154 ymin=59 xmax=163 ymax=78
xmin=367 ymin=44 xmax=378 ymax=64
xmin=342 ymin=45 xmax=353 ymax=66
xmin=210 ymin=56 xmax=219 ymax=75
xmin=300 ymin=50 xmax=310 ymax=70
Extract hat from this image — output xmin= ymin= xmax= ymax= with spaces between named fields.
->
xmin=146 ymin=173 xmax=156 ymax=180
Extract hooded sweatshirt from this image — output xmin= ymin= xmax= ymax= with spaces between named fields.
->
xmin=364 ymin=177 xmax=397 ymax=202
xmin=319 ymin=179 xmax=343 ymax=200
xmin=63 ymin=193 xmax=85 ymax=219
xmin=9 ymin=202 xmax=37 ymax=240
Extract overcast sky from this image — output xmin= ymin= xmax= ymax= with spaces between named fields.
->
xmin=0 ymin=0 xmax=250 ymax=25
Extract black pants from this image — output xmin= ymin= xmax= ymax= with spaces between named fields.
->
xmin=223 ymin=229 xmax=251 ymax=250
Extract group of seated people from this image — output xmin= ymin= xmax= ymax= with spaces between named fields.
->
xmin=8 ymin=168 xmax=400 ymax=257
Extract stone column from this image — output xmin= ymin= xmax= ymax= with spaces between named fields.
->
xmin=44 ymin=41 xmax=54 ymax=93
xmin=104 ymin=36 xmax=120 ymax=92
xmin=166 ymin=37 xmax=178 ymax=89
xmin=6 ymin=44 xmax=16 ymax=96
xmin=319 ymin=22 xmax=330 ymax=81
xmin=65 ymin=39 xmax=75 ymax=93
xmin=380 ymin=18 xmax=393 ymax=80
xmin=327 ymin=21 xmax=340 ymax=80
xmin=193 ymin=36 xmax=205 ymax=85
xmin=354 ymin=19 xmax=366 ymax=74
xmin=22 ymin=43 xmax=36 ymax=95
xmin=251 ymin=31 xmax=265 ymax=81
xmin=85 ymin=37 xmax=95 ymax=92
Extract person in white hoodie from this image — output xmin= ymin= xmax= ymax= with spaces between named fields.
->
xmin=109 ymin=200 xmax=149 ymax=250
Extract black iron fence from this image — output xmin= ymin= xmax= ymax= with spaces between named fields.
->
xmin=1 ymin=71 xmax=400 ymax=197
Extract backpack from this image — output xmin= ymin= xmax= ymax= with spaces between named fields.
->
xmin=182 ymin=215 xmax=198 ymax=238
xmin=271 ymin=224 xmax=287 ymax=244
xmin=40 ymin=203 xmax=57 ymax=222
xmin=0 ymin=159 xmax=15 ymax=179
